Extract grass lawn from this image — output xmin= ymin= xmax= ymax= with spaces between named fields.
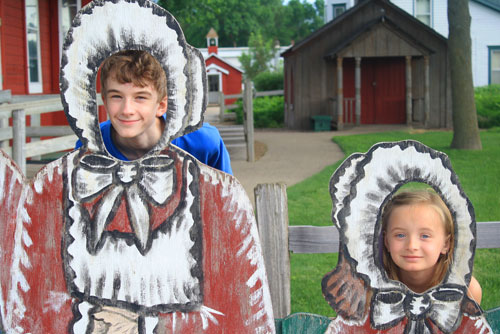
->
xmin=287 ymin=128 xmax=500 ymax=316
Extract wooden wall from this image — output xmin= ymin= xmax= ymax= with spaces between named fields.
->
xmin=283 ymin=0 xmax=451 ymax=130
xmin=1 ymin=0 xmax=28 ymax=94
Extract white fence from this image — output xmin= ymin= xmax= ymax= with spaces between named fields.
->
xmin=0 ymin=94 xmax=104 ymax=174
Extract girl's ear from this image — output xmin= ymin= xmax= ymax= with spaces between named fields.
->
xmin=441 ymin=235 xmax=451 ymax=254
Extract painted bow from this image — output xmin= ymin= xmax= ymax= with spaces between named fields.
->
xmin=371 ymin=284 xmax=465 ymax=333
xmin=73 ymin=153 xmax=175 ymax=253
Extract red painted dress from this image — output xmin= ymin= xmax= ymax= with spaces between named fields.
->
xmin=0 ymin=147 xmax=275 ymax=333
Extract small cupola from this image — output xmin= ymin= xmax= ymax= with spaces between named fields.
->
xmin=206 ymin=28 xmax=219 ymax=54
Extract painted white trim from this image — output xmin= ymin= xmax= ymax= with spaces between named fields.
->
xmin=206 ymin=63 xmax=229 ymax=75
xmin=205 ymin=54 xmax=243 ymax=73
xmin=58 ymin=0 xmax=82 ymax=63
xmin=25 ymin=0 xmax=43 ymax=94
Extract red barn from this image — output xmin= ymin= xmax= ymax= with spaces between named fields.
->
xmin=204 ymin=28 xmax=243 ymax=105
xmin=0 ymin=0 xmax=96 ymax=126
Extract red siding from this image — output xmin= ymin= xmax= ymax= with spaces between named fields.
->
xmin=206 ymin=56 xmax=242 ymax=105
xmin=1 ymin=1 xmax=28 ymax=94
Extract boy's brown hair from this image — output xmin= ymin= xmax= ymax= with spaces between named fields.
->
xmin=100 ymin=50 xmax=167 ymax=101
xmin=381 ymin=190 xmax=454 ymax=290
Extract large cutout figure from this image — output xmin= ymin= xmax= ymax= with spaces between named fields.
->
xmin=322 ymin=140 xmax=492 ymax=333
xmin=0 ymin=1 xmax=274 ymax=332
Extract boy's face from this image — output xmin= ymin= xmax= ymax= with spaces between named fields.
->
xmin=103 ymin=76 xmax=167 ymax=143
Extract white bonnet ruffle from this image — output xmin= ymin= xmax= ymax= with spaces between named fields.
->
xmin=60 ymin=0 xmax=206 ymax=154
xmin=329 ymin=140 xmax=476 ymax=291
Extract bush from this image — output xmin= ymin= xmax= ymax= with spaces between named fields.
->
xmin=475 ymin=84 xmax=500 ymax=128
xmin=254 ymin=70 xmax=284 ymax=91
xmin=234 ymin=96 xmax=284 ymax=128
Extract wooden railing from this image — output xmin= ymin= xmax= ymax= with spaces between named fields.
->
xmin=218 ymin=89 xmax=284 ymax=122
xmin=343 ymin=97 xmax=356 ymax=124
xmin=254 ymin=183 xmax=500 ymax=319
xmin=217 ymin=86 xmax=284 ymax=163
xmin=0 ymin=94 xmax=104 ymax=174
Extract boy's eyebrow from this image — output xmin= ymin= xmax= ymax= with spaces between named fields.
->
xmin=105 ymin=88 xmax=153 ymax=96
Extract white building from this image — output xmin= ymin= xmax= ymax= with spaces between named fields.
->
xmin=198 ymin=46 xmax=289 ymax=72
xmin=324 ymin=0 xmax=500 ymax=86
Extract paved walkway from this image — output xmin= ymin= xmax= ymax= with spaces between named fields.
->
xmin=232 ymin=125 xmax=410 ymax=203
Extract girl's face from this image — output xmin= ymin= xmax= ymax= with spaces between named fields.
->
xmin=384 ymin=203 xmax=450 ymax=285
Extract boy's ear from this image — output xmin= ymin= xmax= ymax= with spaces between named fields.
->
xmin=156 ymin=95 xmax=168 ymax=117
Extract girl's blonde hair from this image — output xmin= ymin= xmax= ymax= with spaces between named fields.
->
xmin=381 ymin=189 xmax=454 ymax=290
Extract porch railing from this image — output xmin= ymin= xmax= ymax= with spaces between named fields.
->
xmin=0 ymin=94 xmax=104 ymax=174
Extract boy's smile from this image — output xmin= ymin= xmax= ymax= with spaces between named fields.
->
xmin=103 ymin=77 xmax=167 ymax=159
xmin=384 ymin=203 xmax=450 ymax=291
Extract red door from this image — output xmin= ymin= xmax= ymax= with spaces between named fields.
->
xmin=361 ymin=57 xmax=406 ymax=124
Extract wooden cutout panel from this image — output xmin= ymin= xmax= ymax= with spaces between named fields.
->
xmin=0 ymin=1 xmax=274 ymax=332
xmin=322 ymin=140 xmax=493 ymax=334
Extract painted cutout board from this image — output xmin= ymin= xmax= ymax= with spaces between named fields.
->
xmin=0 ymin=0 xmax=274 ymax=332
xmin=321 ymin=140 xmax=493 ymax=334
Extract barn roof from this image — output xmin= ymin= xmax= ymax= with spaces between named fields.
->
xmin=472 ymin=0 xmax=500 ymax=12
xmin=281 ymin=0 xmax=446 ymax=58
xmin=205 ymin=53 xmax=243 ymax=73
xmin=324 ymin=16 xmax=435 ymax=59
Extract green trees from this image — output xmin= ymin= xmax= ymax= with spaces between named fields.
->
xmin=157 ymin=0 xmax=324 ymax=48
xmin=238 ymin=32 xmax=277 ymax=80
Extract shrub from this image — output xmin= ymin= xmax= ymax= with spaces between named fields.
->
xmin=234 ymin=95 xmax=284 ymax=128
xmin=254 ymin=70 xmax=284 ymax=91
xmin=475 ymin=84 xmax=500 ymax=128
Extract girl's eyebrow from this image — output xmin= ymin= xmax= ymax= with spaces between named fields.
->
xmin=388 ymin=227 xmax=407 ymax=232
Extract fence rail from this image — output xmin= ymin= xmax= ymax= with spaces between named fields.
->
xmin=0 ymin=94 xmax=104 ymax=174
xmin=0 ymin=87 xmax=282 ymax=172
xmin=254 ymin=183 xmax=500 ymax=319
xmin=218 ymin=89 xmax=284 ymax=122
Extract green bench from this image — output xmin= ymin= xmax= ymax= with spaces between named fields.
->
xmin=275 ymin=307 xmax=500 ymax=334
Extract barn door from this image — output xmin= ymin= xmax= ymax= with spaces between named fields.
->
xmin=361 ymin=57 xmax=406 ymax=124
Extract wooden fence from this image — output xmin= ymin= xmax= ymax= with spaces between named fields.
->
xmin=218 ymin=83 xmax=284 ymax=163
xmin=0 ymin=94 xmax=104 ymax=174
xmin=0 ymin=85 xmax=283 ymax=172
xmin=254 ymin=183 xmax=500 ymax=319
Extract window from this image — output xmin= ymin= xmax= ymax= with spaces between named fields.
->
xmin=415 ymin=0 xmax=432 ymax=26
xmin=489 ymin=47 xmax=500 ymax=84
xmin=333 ymin=4 xmax=346 ymax=19
xmin=25 ymin=0 xmax=43 ymax=93
xmin=208 ymin=74 xmax=220 ymax=92
xmin=59 ymin=0 xmax=81 ymax=58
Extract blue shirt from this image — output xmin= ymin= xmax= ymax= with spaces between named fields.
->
xmin=75 ymin=121 xmax=233 ymax=175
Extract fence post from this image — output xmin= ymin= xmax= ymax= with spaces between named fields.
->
xmin=30 ymin=114 xmax=42 ymax=160
xmin=254 ymin=183 xmax=291 ymax=319
xmin=243 ymin=78 xmax=255 ymax=162
xmin=0 ymin=117 xmax=8 ymax=149
xmin=12 ymin=108 xmax=26 ymax=174
xmin=218 ymin=92 xmax=225 ymax=122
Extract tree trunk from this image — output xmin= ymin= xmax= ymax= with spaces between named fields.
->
xmin=448 ymin=0 xmax=482 ymax=149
